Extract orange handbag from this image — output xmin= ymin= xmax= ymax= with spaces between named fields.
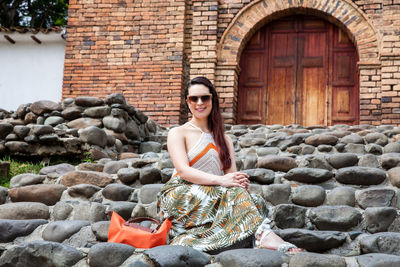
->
xmin=107 ymin=212 xmax=172 ymax=249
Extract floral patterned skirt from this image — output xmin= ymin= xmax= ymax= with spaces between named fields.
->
xmin=158 ymin=176 xmax=269 ymax=252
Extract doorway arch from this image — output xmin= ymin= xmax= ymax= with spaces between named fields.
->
xmin=238 ymin=15 xmax=359 ymax=126
xmin=216 ymin=0 xmax=380 ymax=125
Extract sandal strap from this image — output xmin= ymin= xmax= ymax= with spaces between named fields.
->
xmin=277 ymin=242 xmax=298 ymax=253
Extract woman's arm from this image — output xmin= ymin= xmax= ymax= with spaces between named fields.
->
xmin=167 ymin=127 xmax=248 ymax=188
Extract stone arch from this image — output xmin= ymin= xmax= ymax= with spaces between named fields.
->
xmin=216 ymin=0 xmax=381 ymax=124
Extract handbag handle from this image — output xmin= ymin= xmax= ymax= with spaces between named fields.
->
xmin=127 ymin=217 xmax=160 ymax=225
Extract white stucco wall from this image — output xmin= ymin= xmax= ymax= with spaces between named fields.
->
xmin=0 ymin=32 xmax=65 ymax=112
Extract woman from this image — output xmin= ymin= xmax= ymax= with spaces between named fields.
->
xmin=158 ymin=76 xmax=301 ymax=253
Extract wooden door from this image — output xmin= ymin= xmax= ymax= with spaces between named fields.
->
xmin=238 ymin=16 xmax=359 ymax=126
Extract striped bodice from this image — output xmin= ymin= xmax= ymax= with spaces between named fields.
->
xmin=172 ymin=123 xmax=224 ymax=178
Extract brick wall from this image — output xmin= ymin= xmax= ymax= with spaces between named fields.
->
xmin=64 ymin=0 xmax=400 ymax=126
xmin=63 ymin=0 xmax=186 ymax=126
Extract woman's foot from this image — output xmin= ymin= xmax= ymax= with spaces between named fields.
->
xmin=254 ymin=220 xmax=302 ymax=254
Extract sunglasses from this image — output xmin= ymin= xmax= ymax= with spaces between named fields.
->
xmin=187 ymin=95 xmax=212 ymax=103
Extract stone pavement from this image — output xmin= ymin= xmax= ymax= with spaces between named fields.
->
xmin=1 ymin=98 xmax=400 ymax=266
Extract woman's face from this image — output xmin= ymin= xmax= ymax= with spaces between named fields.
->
xmin=186 ymin=84 xmax=213 ymax=120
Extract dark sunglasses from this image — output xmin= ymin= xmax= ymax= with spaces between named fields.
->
xmin=187 ymin=95 xmax=212 ymax=103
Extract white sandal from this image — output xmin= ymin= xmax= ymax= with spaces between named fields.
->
xmin=254 ymin=218 xmax=300 ymax=254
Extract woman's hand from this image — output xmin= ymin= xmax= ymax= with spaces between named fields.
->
xmin=219 ymin=172 xmax=250 ymax=189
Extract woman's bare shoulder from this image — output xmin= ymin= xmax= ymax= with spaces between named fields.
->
xmin=168 ymin=124 xmax=190 ymax=138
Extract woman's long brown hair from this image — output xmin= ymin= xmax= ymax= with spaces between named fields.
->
xmin=184 ymin=76 xmax=232 ymax=171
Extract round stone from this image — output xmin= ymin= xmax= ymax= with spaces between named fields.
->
xmin=243 ymin=168 xmax=275 ymax=185
xmin=102 ymin=184 xmax=133 ymax=201
xmin=365 ymin=207 xmax=397 ymax=233
xmin=355 ymin=188 xmax=396 ymax=209
xmin=263 ymin=184 xmax=291 ymax=205
xmin=388 ymin=167 xmax=400 ymax=187
xmin=327 ymin=153 xmax=358 ymax=169
xmin=309 ymin=205 xmax=361 ymax=231
xmin=284 ymin=168 xmax=333 ymax=183
xmin=304 ymin=134 xmax=338 ymax=146
xmin=335 ymin=167 xmax=386 ymax=185
xmin=117 ymin=168 xmax=140 ymax=184
xmin=292 ymin=185 xmax=325 ymax=207
xmin=326 ymin=187 xmax=355 ymax=206
xmin=257 ymin=156 xmax=297 ymax=172
xmin=67 ymin=184 xmax=101 ymax=198
xmin=274 ymin=204 xmax=306 ymax=229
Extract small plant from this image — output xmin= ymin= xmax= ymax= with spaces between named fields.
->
xmin=82 ymin=152 xmax=94 ymax=163
xmin=0 ymin=156 xmax=45 ymax=188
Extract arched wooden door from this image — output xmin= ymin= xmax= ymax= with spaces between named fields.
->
xmin=238 ymin=15 xmax=359 ymax=126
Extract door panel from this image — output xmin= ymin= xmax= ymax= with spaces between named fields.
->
xmin=268 ymin=32 xmax=297 ymax=125
xmin=238 ymin=16 xmax=359 ymax=126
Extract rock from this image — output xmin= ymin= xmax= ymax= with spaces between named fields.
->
xmin=10 ymin=173 xmax=46 ymax=188
xmin=76 ymin=162 xmax=104 ymax=172
xmin=257 ymin=156 xmax=297 ymax=172
xmin=288 ymin=252 xmax=346 ymax=267
xmin=239 ymin=137 xmax=266 ymax=147
xmin=0 ymin=202 xmax=49 ymax=219
xmin=63 ymin=225 xmax=97 ymax=248
xmin=108 ymin=201 xmax=137 ymax=220
xmin=284 ymin=168 xmax=333 ymax=183
xmin=103 ymin=116 xmax=126 ymax=133
xmin=388 ymin=167 xmax=400 ymax=187
xmin=105 ymin=93 xmax=126 ymax=105
xmin=243 ymin=168 xmax=274 ymax=185
xmin=84 ymin=106 xmax=111 ymax=118
xmin=309 ymin=205 xmax=361 ymax=231
xmin=365 ymin=207 xmax=397 ymax=233
xmin=88 ymin=242 xmax=135 ymax=267
xmin=67 ymin=118 xmax=102 ymax=129
xmin=53 ymin=201 xmax=73 ymax=220
xmin=326 ymin=187 xmax=355 ymax=206
xmin=140 ymin=141 xmax=162 ymax=153
xmin=67 ymin=184 xmax=101 ymax=198
xmin=0 ymin=219 xmax=47 ymax=242
xmin=256 ymin=147 xmax=280 ymax=156
xmin=365 ymin=132 xmax=388 ymax=146
xmin=384 ymin=142 xmax=400 ymax=153
xmin=274 ymin=204 xmax=306 ymax=229
xmin=103 ymin=160 xmax=129 ymax=174
xmin=91 ymin=221 xmax=110 ymax=241
xmin=40 ymin=163 xmax=75 ymax=176
xmin=344 ymin=143 xmax=365 ymax=154
xmin=102 ymin=184 xmax=133 ymax=201
xmin=30 ymin=100 xmax=61 ymax=115
xmin=61 ymin=106 xmax=83 ymax=120
xmin=117 ymin=168 xmax=140 ymax=184
xmin=340 ymin=134 xmax=364 ymax=144
xmin=13 ymin=125 xmax=30 ymax=139
xmin=42 ymin=220 xmax=90 ymax=243
xmin=0 ymin=241 xmax=84 ymax=267
xmin=214 ymin=248 xmax=288 ymax=267
xmin=292 ymin=185 xmax=325 ymax=207
xmin=120 ymin=254 xmax=153 ymax=267
xmin=365 ymin=143 xmax=383 ymax=155
xmin=5 ymin=141 xmax=34 ymax=153
xmin=358 ymin=154 xmax=380 ymax=168
xmin=125 ymin=119 xmax=141 ymax=140
xmin=355 ymin=253 xmax=400 ymax=266
xmin=328 ymin=153 xmax=358 ymax=169
xmin=44 ymin=116 xmax=65 ymax=126
xmin=360 ymin=232 xmax=400 ymax=255
xmin=75 ymin=96 xmax=104 ymax=107
xmin=140 ymin=166 xmax=161 ymax=184
xmin=305 ymin=134 xmax=338 ymax=146
xmin=242 ymin=155 xmax=257 ymax=169
xmin=335 ymin=167 xmax=386 ymax=185
xmin=276 ymin=229 xmax=346 ymax=252
xmin=144 ymin=245 xmax=210 ymax=267
xmin=61 ymin=171 xmax=113 ymax=187
xmin=139 ymin=184 xmax=164 ymax=204
xmin=9 ymin=184 xmax=66 ymax=205
xmin=298 ymin=155 xmax=333 ymax=170
xmin=161 ymin=168 xmax=173 ymax=183
xmin=71 ymin=202 xmax=107 ymax=222
xmin=263 ymin=184 xmax=291 ymax=205
xmin=355 ymin=188 xmax=396 ymax=209
xmin=0 ymin=186 xmax=7 ymax=204
xmin=381 ymin=153 xmax=400 ymax=169
xmin=0 ymin=123 xmax=14 ymax=140
xmin=24 ymin=112 xmax=38 ymax=124
xmin=79 ymin=126 xmax=107 ymax=147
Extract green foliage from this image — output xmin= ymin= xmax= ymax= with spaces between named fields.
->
xmin=0 ymin=0 xmax=69 ymax=28
xmin=0 ymin=155 xmax=45 ymax=188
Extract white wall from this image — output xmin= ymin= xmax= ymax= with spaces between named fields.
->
xmin=0 ymin=32 xmax=65 ymax=112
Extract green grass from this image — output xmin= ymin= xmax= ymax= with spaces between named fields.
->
xmin=0 ymin=154 xmax=93 ymax=188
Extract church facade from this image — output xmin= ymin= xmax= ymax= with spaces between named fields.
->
xmin=63 ymin=0 xmax=400 ymax=126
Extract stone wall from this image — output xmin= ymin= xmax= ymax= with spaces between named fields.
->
xmin=1 ymin=124 xmax=400 ymax=265
xmin=0 ymin=94 xmax=162 ymax=159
